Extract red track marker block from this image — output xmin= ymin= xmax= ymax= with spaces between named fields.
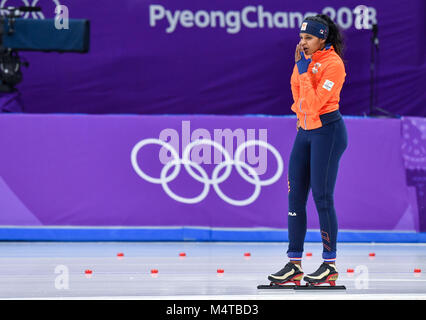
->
xmin=151 ymin=269 xmax=158 ymax=274
xmin=217 ymin=269 xmax=224 ymax=274
xmin=306 ymin=252 xmax=313 ymax=257
xmin=347 ymin=268 xmax=354 ymax=273
xmin=179 ymin=252 xmax=186 ymax=257
xmin=84 ymin=269 xmax=93 ymax=275
xmin=414 ymin=268 xmax=421 ymax=273
xmin=244 ymin=252 xmax=251 ymax=257
xmin=369 ymin=252 xmax=376 ymax=257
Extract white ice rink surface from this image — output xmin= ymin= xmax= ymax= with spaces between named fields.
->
xmin=0 ymin=241 xmax=425 ymax=300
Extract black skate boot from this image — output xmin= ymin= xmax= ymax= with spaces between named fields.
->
xmin=303 ymin=262 xmax=339 ymax=286
xmin=267 ymin=262 xmax=304 ymax=287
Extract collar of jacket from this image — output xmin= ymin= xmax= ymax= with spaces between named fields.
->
xmin=312 ymin=44 xmax=334 ymax=61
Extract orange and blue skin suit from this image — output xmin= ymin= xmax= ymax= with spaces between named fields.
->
xmin=286 ymin=44 xmax=348 ymax=263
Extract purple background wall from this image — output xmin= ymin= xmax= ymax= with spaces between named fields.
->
xmin=0 ymin=114 xmax=424 ymax=241
xmin=0 ymin=1 xmax=424 ymax=241
xmin=402 ymin=117 xmax=426 ymax=233
xmin=0 ymin=0 xmax=425 ymax=116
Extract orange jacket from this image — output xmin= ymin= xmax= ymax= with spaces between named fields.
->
xmin=290 ymin=45 xmax=346 ymax=130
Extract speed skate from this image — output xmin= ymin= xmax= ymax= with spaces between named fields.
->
xmin=257 ymin=281 xmax=346 ymax=290
xmin=259 ymin=262 xmax=346 ymax=290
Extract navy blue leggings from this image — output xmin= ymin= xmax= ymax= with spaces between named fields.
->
xmin=287 ymin=116 xmax=348 ymax=261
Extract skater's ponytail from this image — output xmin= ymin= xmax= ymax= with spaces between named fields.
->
xmin=305 ymin=14 xmax=345 ymax=58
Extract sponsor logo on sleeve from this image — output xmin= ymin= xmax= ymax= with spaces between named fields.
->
xmin=322 ymin=79 xmax=335 ymax=91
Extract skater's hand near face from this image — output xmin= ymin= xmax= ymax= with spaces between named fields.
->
xmin=295 ymin=43 xmax=302 ymax=63
xmin=295 ymin=44 xmax=311 ymax=75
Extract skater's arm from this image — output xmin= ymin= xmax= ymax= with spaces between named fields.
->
xmin=290 ymin=65 xmax=300 ymax=103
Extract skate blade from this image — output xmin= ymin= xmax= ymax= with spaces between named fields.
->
xmin=257 ymin=284 xmax=295 ymax=289
xmin=257 ymin=285 xmax=295 ymax=289
xmin=294 ymin=284 xmax=346 ymax=290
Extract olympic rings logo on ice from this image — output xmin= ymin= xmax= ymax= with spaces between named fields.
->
xmin=130 ymin=138 xmax=284 ymax=206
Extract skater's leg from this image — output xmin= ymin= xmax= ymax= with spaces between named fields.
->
xmin=268 ymin=130 xmax=310 ymax=285
xmin=310 ymin=119 xmax=348 ymax=263
xmin=286 ymin=129 xmax=311 ymax=262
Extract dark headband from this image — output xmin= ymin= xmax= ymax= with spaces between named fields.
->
xmin=300 ymin=19 xmax=329 ymax=39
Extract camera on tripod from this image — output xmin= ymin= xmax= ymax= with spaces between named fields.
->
xmin=0 ymin=5 xmax=90 ymax=93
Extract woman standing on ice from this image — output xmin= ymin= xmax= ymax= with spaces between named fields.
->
xmin=269 ymin=14 xmax=348 ymax=287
